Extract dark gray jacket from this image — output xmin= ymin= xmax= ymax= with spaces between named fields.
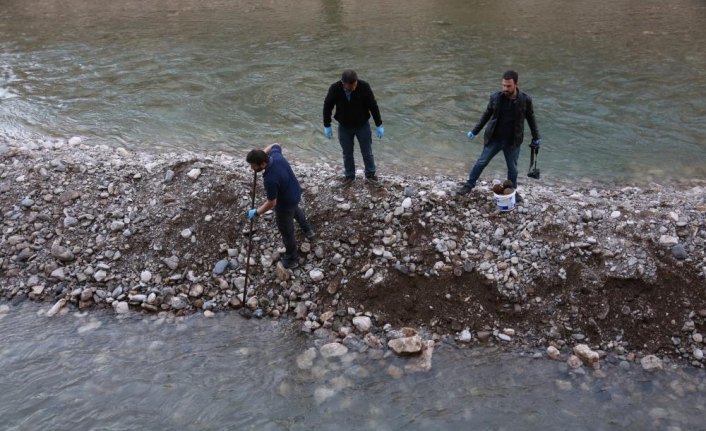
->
xmin=471 ymin=90 xmax=540 ymax=146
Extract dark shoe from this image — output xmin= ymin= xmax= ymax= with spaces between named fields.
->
xmin=365 ymin=175 xmax=382 ymax=187
xmin=304 ymin=230 xmax=316 ymax=241
xmin=281 ymin=256 xmax=299 ymax=269
xmin=515 ymin=192 xmax=523 ymax=204
xmin=456 ymin=184 xmax=474 ymax=196
xmin=335 ymin=177 xmax=355 ymax=188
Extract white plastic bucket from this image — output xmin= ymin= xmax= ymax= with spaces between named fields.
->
xmin=493 ymin=190 xmax=516 ymax=212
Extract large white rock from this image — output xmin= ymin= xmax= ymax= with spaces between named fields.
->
xmin=641 ymin=355 xmax=664 ymax=372
xmin=458 ymin=329 xmax=472 ymax=343
xmin=187 ymin=168 xmax=201 ymax=180
xmin=404 ymin=340 xmax=435 ymax=372
xmin=114 ymin=301 xmax=129 ymax=314
xmin=388 ymin=335 xmax=423 ymax=355
xmin=547 ymin=346 xmax=561 ymax=360
xmin=573 ymin=344 xmax=600 ymax=369
xmin=352 ymin=316 xmax=372 ymax=333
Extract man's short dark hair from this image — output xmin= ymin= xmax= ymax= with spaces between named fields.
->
xmin=502 ymin=70 xmax=519 ymax=83
xmin=341 ymin=69 xmax=358 ymax=84
xmin=246 ymin=149 xmax=268 ymax=165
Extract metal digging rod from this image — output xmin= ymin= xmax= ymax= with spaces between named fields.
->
xmin=242 ymin=170 xmax=257 ymax=308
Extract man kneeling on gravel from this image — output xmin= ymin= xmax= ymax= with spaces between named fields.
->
xmin=246 ymin=144 xmax=314 ymax=269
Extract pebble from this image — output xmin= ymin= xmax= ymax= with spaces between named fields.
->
xmin=309 ymin=269 xmax=324 ymax=282
xmin=140 ymin=270 xmax=152 ymax=283
xmin=213 ymin=259 xmax=228 ymax=275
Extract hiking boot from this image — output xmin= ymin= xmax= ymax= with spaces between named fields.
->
xmin=365 ymin=175 xmax=382 ymax=187
xmin=335 ymin=177 xmax=355 ymax=188
xmin=456 ymin=184 xmax=474 ymax=196
xmin=281 ymin=256 xmax=299 ymax=269
xmin=515 ymin=192 xmax=524 ymax=204
xmin=304 ymin=230 xmax=316 ymax=241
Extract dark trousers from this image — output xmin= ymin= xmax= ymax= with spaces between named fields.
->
xmin=275 ymin=205 xmax=311 ymax=260
xmin=338 ymin=121 xmax=376 ymax=178
xmin=465 ymin=139 xmax=522 ymax=189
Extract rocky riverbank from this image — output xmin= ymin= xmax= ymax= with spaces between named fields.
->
xmin=1 ymin=137 xmax=705 ymax=372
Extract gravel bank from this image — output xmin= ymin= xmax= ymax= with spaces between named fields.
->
xmin=1 ymin=137 xmax=705 ymax=371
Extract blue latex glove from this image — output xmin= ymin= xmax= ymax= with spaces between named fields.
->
xmin=467 ymin=131 xmax=476 ymax=140
xmin=247 ymin=208 xmax=257 ymax=220
xmin=376 ymin=126 xmax=384 ymax=139
xmin=324 ymin=126 xmax=333 ymax=139
xmin=530 ymin=138 xmax=541 ymax=153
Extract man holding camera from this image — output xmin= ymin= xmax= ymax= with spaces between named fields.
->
xmin=456 ymin=70 xmax=541 ymax=203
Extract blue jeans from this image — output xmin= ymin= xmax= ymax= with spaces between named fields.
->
xmin=275 ymin=205 xmax=312 ymax=260
xmin=465 ymin=140 xmax=522 ymax=188
xmin=338 ymin=122 xmax=376 ymax=178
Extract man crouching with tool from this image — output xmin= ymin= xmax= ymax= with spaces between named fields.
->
xmin=246 ymin=144 xmax=315 ymax=269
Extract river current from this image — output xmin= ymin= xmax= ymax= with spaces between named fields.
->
xmin=2 ymin=302 xmax=706 ymax=430
xmin=1 ymin=0 xmax=705 ymax=181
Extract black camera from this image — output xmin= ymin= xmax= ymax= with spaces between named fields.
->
xmin=527 ymin=168 xmax=540 ymax=179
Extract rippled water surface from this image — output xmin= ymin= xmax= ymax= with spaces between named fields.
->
xmin=1 ymin=0 xmax=705 ymax=181
xmin=2 ymin=303 xmax=706 ymax=430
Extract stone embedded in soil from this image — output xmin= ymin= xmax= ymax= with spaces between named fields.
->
xmin=672 ymin=244 xmax=688 ymax=260
xmin=352 ymin=316 xmax=372 ymax=333
xmin=140 ymin=270 xmax=152 ymax=283
xmin=309 ymin=269 xmax=324 ymax=282
xmin=659 ymin=235 xmax=679 ymax=246
xmin=213 ymin=259 xmax=228 ymax=275
xmin=186 ymin=168 xmax=201 ymax=180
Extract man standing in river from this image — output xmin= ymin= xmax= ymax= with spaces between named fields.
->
xmin=246 ymin=144 xmax=314 ymax=269
xmin=456 ymin=70 xmax=541 ymax=203
xmin=323 ymin=69 xmax=384 ymax=187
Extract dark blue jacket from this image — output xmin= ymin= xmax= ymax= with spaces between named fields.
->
xmin=263 ymin=145 xmax=301 ymax=210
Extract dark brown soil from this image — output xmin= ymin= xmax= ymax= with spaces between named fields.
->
xmin=342 ymin=271 xmax=502 ymax=333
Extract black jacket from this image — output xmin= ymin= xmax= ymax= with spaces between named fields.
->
xmin=471 ymin=90 xmax=540 ymax=146
xmin=323 ymin=79 xmax=382 ymax=128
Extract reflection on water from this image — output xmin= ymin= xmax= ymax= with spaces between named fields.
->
xmin=0 ymin=0 xmax=705 ymax=181
xmin=2 ymin=302 xmax=706 ymax=430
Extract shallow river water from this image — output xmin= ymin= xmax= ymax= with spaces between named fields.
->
xmin=1 ymin=0 xmax=706 ymax=181
xmin=2 ymin=302 xmax=706 ymax=430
